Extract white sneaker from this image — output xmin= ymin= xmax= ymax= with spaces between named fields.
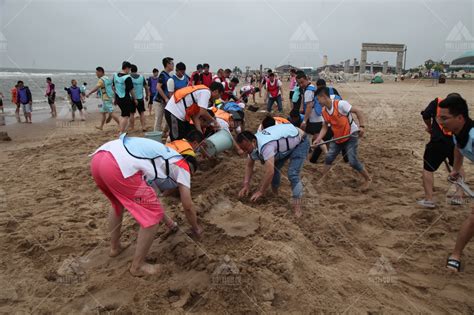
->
xmin=417 ymin=199 xmax=436 ymax=208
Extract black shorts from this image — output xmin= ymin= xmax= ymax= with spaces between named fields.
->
xmin=116 ymin=97 xmax=134 ymax=117
xmin=305 ymin=122 xmax=322 ymax=135
xmin=165 ymin=109 xmax=194 ymax=141
xmin=423 ymin=140 xmax=454 ymax=172
xmin=72 ymin=101 xmax=83 ymax=111
xmin=131 ymin=99 xmax=146 ymax=114
xmin=47 ymin=94 xmax=55 ymax=105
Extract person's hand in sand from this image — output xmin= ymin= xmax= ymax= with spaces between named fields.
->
xmin=250 ymin=190 xmax=263 ymax=202
xmin=239 ymin=184 xmax=250 ymax=198
xmin=358 ymin=126 xmax=365 ymax=138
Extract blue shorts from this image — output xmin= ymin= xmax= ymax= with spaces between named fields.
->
xmin=99 ymin=101 xmax=114 ymax=113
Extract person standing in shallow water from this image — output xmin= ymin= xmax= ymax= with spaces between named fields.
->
xmin=45 ymin=77 xmax=57 ymax=117
xmin=16 ymin=81 xmax=33 ymax=123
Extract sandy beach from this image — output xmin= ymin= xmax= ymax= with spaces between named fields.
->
xmin=1 ymin=79 xmax=473 ymax=314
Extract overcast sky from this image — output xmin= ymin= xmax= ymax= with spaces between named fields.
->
xmin=0 ymin=0 xmax=473 ymax=72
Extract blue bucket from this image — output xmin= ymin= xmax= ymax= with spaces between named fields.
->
xmin=204 ymin=129 xmax=233 ymax=156
xmin=144 ymin=131 xmax=163 ymax=143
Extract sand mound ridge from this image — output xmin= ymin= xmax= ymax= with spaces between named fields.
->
xmin=0 ymin=81 xmax=473 ymax=313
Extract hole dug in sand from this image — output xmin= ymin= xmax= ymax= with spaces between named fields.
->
xmin=208 ymin=197 xmax=261 ymax=237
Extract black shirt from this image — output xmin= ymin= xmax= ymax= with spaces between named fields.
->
xmin=421 ymin=98 xmax=453 ymax=143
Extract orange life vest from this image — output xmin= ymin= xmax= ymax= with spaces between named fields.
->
xmin=11 ymin=88 xmax=17 ymax=104
xmin=166 ymin=139 xmax=196 ymax=157
xmin=173 ymin=85 xmax=209 ymax=121
xmin=274 ymin=117 xmax=290 ymax=124
xmin=321 ymin=100 xmax=353 ymax=144
xmin=436 ymin=97 xmax=452 ymax=136
xmin=213 ymin=108 xmax=231 ymax=123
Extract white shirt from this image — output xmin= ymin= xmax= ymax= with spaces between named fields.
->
xmin=164 ymin=89 xmax=211 ymax=121
xmin=303 ymin=87 xmax=323 ymax=123
xmin=216 ymin=117 xmax=230 ymax=132
xmin=91 ymin=139 xmax=191 ymax=188
xmin=322 ymin=100 xmax=359 ymax=134
xmin=240 ymin=85 xmax=254 ymax=94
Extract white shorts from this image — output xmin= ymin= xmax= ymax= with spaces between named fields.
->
xmin=21 ymin=103 xmax=32 ymax=113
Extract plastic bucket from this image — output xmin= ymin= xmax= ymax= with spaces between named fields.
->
xmin=144 ymin=131 xmax=163 ymax=143
xmin=204 ymin=129 xmax=233 ymax=156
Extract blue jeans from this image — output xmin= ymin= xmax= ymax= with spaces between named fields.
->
xmin=324 ymin=134 xmax=364 ymax=172
xmin=267 ymin=95 xmax=283 ymax=112
xmin=271 ymin=135 xmax=310 ymax=198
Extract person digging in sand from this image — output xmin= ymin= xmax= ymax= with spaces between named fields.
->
xmin=437 ymin=94 xmax=474 ymax=273
xmin=237 ymin=123 xmax=310 ymax=217
xmin=90 ymin=133 xmax=201 ymax=276
xmin=312 ymin=87 xmax=371 ymax=191
xmin=417 ymin=93 xmax=464 ymax=208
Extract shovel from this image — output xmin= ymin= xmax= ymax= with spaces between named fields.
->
xmin=309 ymin=134 xmax=354 ymax=163
xmin=444 ymin=160 xmax=474 ymax=198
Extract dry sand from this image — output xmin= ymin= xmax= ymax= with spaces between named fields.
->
xmin=0 ymin=79 xmax=474 ymax=314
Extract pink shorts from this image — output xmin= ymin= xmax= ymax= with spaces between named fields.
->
xmin=91 ymin=151 xmax=164 ymax=228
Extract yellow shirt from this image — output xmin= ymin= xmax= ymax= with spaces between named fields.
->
xmin=97 ymin=79 xmax=110 ymax=101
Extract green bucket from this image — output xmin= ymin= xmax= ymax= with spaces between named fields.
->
xmin=144 ymin=131 xmax=163 ymax=143
xmin=204 ymin=129 xmax=233 ymax=156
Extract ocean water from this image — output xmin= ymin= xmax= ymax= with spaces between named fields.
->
xmin=0 ymin=68 xmax=141 ymax=125
xmin=0 ymin=68 xmax=98 ymax=113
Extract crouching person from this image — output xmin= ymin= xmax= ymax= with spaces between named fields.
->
xmin=90 ymin=133 xmax=201 ymax=276
xmin=237 ymin=123 xmax=310 ymax=217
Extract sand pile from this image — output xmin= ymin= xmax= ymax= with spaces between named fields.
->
xmin=0 ymin=80 xmax=473 ymax=313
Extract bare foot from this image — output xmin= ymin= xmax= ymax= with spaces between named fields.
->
xmin=293 ymin=205 xmax=302 ymax=218
xmin=360 ymin=179 xmax=372 ymax=192
xmin=109 ymin=243 xmax=130 ymax=257
xmin=130 ymin=263 xmax=161 ymax=277
xmin=95 ymin=126 xmax=103 ymax=130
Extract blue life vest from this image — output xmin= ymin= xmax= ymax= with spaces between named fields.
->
xmin=69 ymin=86 xmax=82 ymax=102
xmin=120 ymin=133 xmax=181 ymax=181
xmin=18 ymin=87 xmax=29 ymax=104
xmin=287 ymin=114 xmax=305 ymax=125
xmin=113 ymin=73 xmax=131 ymax=98
xmin=255 ymin=124 xmax=299 ymax=161
xmin=328 ymin=87 xmax=342 ymax=101
xmin=223 ymin=102 xmax=243 ymax=112
xmin=453 ymin=128 xmax=474 ymax=162
xmin=148 ymin=76 xmax=159 ymax=94
xmin=173 ymin=74 xmax=189 ymax=91
xmin=292 ymin=86 xmax=301 ymax=103
xmin=157 ymin=71 xmax=172 ymax=100
xmin=131 ymin=74 xmax=145 ymax=100
xmin=304 ymin=85 xmax=322 ymax=115
xmin=98 ymin=76 xmax=115 ymax=100
xmin=305 ymin=85 xmax=342 ymax=116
